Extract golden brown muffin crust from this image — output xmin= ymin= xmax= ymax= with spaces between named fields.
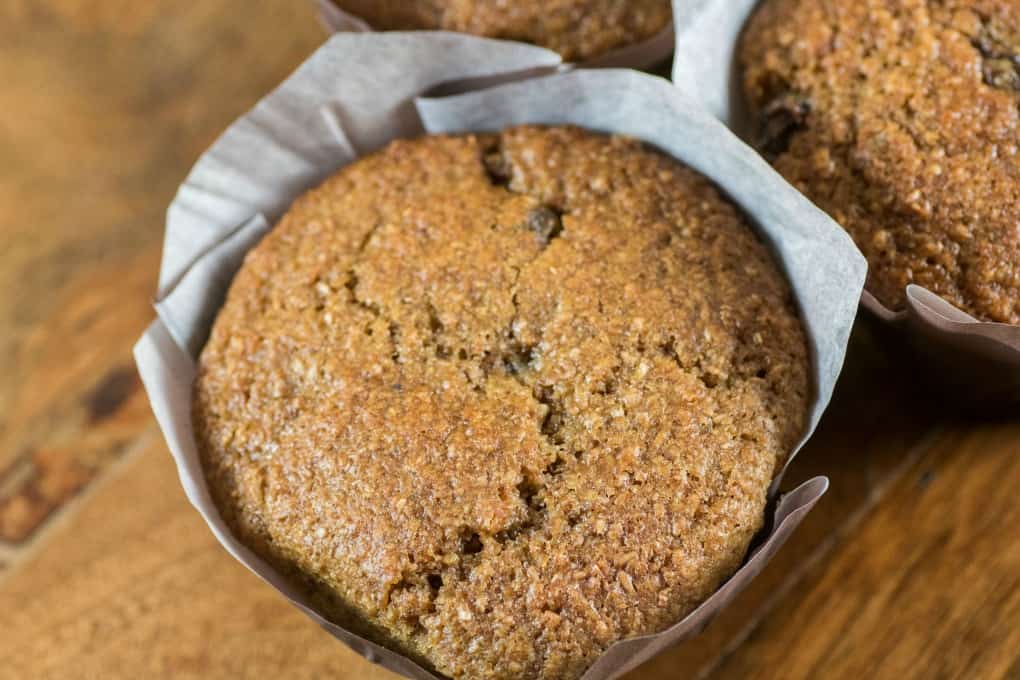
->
xmin=193 ymin=126 xmax=810 ymax=679
xmin=741 ymin=0 xmax=1020 ymax=323
xmin=331 ymin=0 xmax=672 ymax=61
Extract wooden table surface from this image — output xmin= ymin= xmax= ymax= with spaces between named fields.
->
xmin=2 ymin=2 xmax=1019 ymax=678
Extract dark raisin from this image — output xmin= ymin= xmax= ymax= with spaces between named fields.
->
xmin=983 ymin=58 xmax=1020 ymax=91
xmin=460 ymin=531 xmax=483 ymax=555
xmin=536 ymin=386 xmax=565 ymax=443
xmin=526 ymin=205 xmax=563 ymax=244
xmin=482 ymin=150 xmax=511 ymax=186
xmin=516 ymin=473 xmax=545 ymax=512
xmin=759 ymin=94 xmax=811 ymax=160
xmin=973 ymin=18 xmax=1020 ymax=91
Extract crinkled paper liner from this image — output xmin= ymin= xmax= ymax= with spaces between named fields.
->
xmin=315 ymin=0 xmax=676 ymax=70
xmin=672 ymin=0 xmax=1020 ymax=406
xmin=134 ymin=33 xmax=866 ymax=680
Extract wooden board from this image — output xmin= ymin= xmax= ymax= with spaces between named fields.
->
xmin=2 ymin=2 xmax=1018 ymax=679
xmin=0 ymin=0 xmax=322 ymax=562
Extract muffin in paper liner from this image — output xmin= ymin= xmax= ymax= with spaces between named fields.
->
xmin=314 ymin=0 xmax=676 ymax=70
xmin=134 ymin=33 xmax=866 ymax=680
xmin=671 ymin=0 xmax=1020 ymax=407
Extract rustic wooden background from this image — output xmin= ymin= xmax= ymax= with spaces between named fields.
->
xmin=2 ymin=2 xmax=1019 ymax=678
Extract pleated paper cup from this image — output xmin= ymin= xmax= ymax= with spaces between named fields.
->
xmin=135 ymin=33 xmax=865 ymax=680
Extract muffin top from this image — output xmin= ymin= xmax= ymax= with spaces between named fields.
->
xmin=741 ymin=0 xmax=1020 ymax=323
xmin=193 ymin=126 xmax=810 ymax=679
xmin=330 ymin=0 xmax=672 ymax=61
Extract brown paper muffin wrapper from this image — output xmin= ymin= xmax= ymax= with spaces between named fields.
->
xmin=315 ymin=0 xmax=676 ymax=70
xmin=134 ymin=34 xmax=866 ymax=680
xmin=672 ymin=0 xmax=1020 ymax=406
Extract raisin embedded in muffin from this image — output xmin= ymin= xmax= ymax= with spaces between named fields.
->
xmin=331 ymin=0 xmax=672 ymax=61
xmin=193 ymin=126 xmax=810 ymax=679
xmin=741 ymin=0 xmax=1020 ymax=323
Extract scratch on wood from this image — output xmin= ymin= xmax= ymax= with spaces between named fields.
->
xmin=0 ymin=449 xmax=94 ymax=544
xmin=83 ymin=365 xmax=139 ymax=424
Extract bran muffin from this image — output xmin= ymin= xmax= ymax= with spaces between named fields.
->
xmin=329 ymin=0 xmax=672 ymax=61
xmin=740 ymin=0 xmax=1020 ymax=324
xmin=193 ymin=126 xmax=810 ymax=679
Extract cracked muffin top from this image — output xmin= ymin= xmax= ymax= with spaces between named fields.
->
xmin=329 ymin=0 xmax=672 ymax=61
xmin=740 ymin=0 xmax=1020 ymax=323
xmin=193 ymin=126 xmax=810 ymax=680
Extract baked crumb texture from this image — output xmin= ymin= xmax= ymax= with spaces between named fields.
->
xmin=330 ymin=0 xmax=672 ymax=61
xmin=741 ymin=0 xmax=1020 ymax=324
xmin=193 ymin=127 xmax=810 ymax=680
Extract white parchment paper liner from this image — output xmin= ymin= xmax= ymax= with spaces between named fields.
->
xmin=134 ymin=33 xmax=866 ymax=680
xmin=315 ymin=0 xmax=676 ymax=70
xmin=672 ymin=0 xmax=1020 ymax=405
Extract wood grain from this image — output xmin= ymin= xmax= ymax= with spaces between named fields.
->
xmin=1 ymin=2 xmax=1019 ymax=679
xmin=709 ymin=419 xmax=1020 ymax=680
xmin=0 ymin=437 xmax=396 ymax=679
xmin=0 ymin=1 xmax=322 ymax=557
